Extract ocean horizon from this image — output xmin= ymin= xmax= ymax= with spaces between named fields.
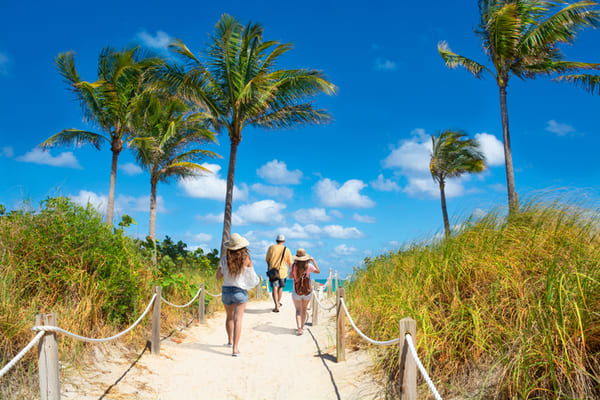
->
xmin=278 ymin=277 xmax=344 ymax=292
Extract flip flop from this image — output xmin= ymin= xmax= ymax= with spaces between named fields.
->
xmin=232 ymin=352 xmax=241 ymax=357
xmin=272 ymin=308 xmax=279 ymax=313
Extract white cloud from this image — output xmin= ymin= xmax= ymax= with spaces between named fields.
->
xmin=546 ymin=120 xmax=576 ymax=136
xmin=374 ymin=58 xmax=397 ymax=71
xmin=371 ymin=174 xmax=400 ymax=192
xmin=322 ymin=225 xmax=364 ymax=239
xmin=256 ymin=160 xmax=302 ymax=184
xmin=1 ymin=146 xmax=14 ymax=158
xmin=352 ymin=213 xmax=376 ymax=223
xmin=120 ymin=162 xmax=143 ymax=176
xmin=70 ymin=190 xmax=107 ymax=213
xmin=404 ymin=176 xmax=465 ymax=198
xmin=251 ymin=183 xmax=293 ymax=199
xmin=314 ymin=178 xmax=375 ymax=209
xmin=276 ymin=223 xmax=363 ymax=240
xmin=178 ymin=163 xmax=248 ymax=201
xmin=334 ymin=244 xmax=359 ymax=256
xmin=383 ymin=128 xmax=431 ymax=172
xmin=190 ymin=232 xmax=212 ymax=242
xmin=17 ymin=148 xmax=82 ymax=169
xmin=198 ymin=200 xmax=286 ymax=226
xmin=136 ymin=30 xmax=172 ymax=50
xmin=69 ymin=190 xmax=166 ymax=214
xmin=293 ymin=208 xmax=333 ymax=224
xmin=0 ymin=52 xmax=9 ymax=76
xmin=475 ymin=132 xmax=504 ymax=166
xmin=330 ymin=210 xmax=344 ymax=219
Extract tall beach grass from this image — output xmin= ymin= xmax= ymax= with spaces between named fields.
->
xmin=346 ymin=194 xmax=600 ymax=399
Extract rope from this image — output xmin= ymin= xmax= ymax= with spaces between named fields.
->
xmin=313 ymin=291 xmax=336 ymax=311
xmin=161 ymin=286 xmax=203 ymax=308
xmin=0 ymin=331 xmax=45 ymax=378
xmin=31 ymin=294 xmax=157 ymax=343
xmin=206 ymin=291 xmax=222 ymax=297
xmin=405 ymin=334 xmax=443 ymax=400
xmin=340 ymin=298 xmax=400 ymax=345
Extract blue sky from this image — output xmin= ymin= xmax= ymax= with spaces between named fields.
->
xmin=1 ymin=0 xmax=599 ymax=278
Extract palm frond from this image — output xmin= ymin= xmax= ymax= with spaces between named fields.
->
xmin=555 ymin=73 xmax=600 ymax=94
xmin=39 ymin=129 xmax=106 ymax=150
xmin=438 ymin=42 xmax=490 ymax=79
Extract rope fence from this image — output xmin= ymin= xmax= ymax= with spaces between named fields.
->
xmin=310 ymin=283 xmax=443 ymax=400
xmin=3 ymin=268 xmax=440 ymax=400
xmin=0 ymin=275 xmax=264 ymax=400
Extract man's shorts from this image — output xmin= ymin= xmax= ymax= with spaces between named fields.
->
xmin=221 ymin=286 xmax=248 ymax=305
xmin=270 ymin=278 xmax=287 ymax=289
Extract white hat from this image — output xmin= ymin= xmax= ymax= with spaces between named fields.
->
xmin=276 ymin=234 xmax=285 ymax=242
xmin=224 ymin=233 xmax=249 ymax=250
xmin=294 ymin=248 xmax=310 ymax=261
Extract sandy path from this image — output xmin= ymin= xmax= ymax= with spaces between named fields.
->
xmin=61 ymin=292 xmax=385 ymax=400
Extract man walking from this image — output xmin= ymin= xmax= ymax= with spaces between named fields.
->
xmin=265 ymin=234 xmax=292 ymax=312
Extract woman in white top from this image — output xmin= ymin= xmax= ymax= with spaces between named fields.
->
xmin=290 ymin=248 xmax=320 ymax=335
xmin=216 ymin=233 xmax=253 ymax=356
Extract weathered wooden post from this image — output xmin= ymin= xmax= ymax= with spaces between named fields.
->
xmin=335 ymin=270 xmax=339 ymax=293
xmin=398 ymin=317 xmax=417 ymax=400
xmin=198 ymin=283 xmax=205 ymax=324
xmin=37 ymin=313 xmax=60 ymax=400
xmin=336 ymin=287 xmax=346 ymax=362
xmin=311 ymin=280 xmax=319 ymax=326
xmin=327 ymin=268 xmax=333 ymax=297
xmin=257 ymin=275 xmax=262 ymax=299
xmin=151 ymin=286 xmax=161 ymax=355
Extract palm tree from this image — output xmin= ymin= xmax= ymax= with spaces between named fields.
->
xmin=164 ymin=14 xmax=337 ymax=252
xmin=430 ymin=130 xmax=486 ymax=237
xmin=129 ymin=92 xmax=219 ymax=241
xmin=438 ymin=0 xmax=599 ymax=214
xmin=40 ymin=47 xmax=162 ymax=224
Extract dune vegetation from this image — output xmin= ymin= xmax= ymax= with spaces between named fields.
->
xmin=345 ymin=194 xmax=600 ymax=399
xmin=0 ymin=197 xmax=222 ymax=399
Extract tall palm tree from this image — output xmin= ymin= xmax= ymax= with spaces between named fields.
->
xmin=430 ymin=130 xmax=486 ymax=237
xmin=129 ymin=92 xmax=219 ymax=241
xmin=164 ymin=14 xmax=337 ymax=253
xmin=40 ymin=47 xmax=162 ymax=224
xmin=438 ymin=0 xmax=599 ymax=214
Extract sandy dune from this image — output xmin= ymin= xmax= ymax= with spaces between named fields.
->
xmin=61 ymin=292 xmax=385 ymax=400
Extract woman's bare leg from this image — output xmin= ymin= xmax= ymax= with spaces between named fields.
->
xmin=232 ymin=302 xmax=247 ymax=354
xmin=300 ymin=298 xmax=311 ymax=330
xmin=293 ymin=298 xmax=303 ymax=333
xmin=224 ymin=304 xmax=235 ymax=345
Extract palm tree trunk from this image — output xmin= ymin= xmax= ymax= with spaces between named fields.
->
xmin=106 ymin=149 xmax=120 ymax=225
xmin=221 ymin=139 xmax=239 ymax=256
xmin=499 ymin=84 xmax=519 ymax=214
xmin=149 ymin=177 xmax=158 ymax=265
xmin=149 ymin=178 xmax=157 ymax=241
xmin=439 ymin=180 xmax=450 ymax=237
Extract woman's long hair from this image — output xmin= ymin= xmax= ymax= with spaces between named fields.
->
xmin=295 ymin=260 xmax=308 ymax=279
xmin=227 ymin=247 xmax=249 ymax=277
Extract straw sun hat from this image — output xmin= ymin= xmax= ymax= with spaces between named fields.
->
xmin=294 ymin=248 xmax=310 ymax=261
xmin=224 ymin=233 xmax=249 ymax=250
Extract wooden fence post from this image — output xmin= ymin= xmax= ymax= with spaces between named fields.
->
xmin=37 ymin=313 xmax=60 ymax=400
xmin=257 ymin=275 xmax=262 ymax=300
xmin=198 ymin=283 xmax=205 ymax=324
xmin=311 ymin=280 xmax=319 ymax=326
xmin=335 ymin=270 xmax=339 ymax=293
xmin=151 ymin=286 xmax=161 ymax=355
xmin=327 ymin=268 xmax=333 ymax=297
xmin=336 ymin=287 xmax=346 ymax=363
xmin=398 ymin=317 xmax=417 ymax=400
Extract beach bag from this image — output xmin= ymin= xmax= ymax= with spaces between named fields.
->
xmin=294 ymin=269 xmax=312 ymax=296
xmin=239 ymin=266 xmax=260 ymax=290
xmin=267 ymin=246 xmax=286 ymax=282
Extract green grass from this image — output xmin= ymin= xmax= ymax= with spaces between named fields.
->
xmin=345 ymin=195 xmax=600 ymax=399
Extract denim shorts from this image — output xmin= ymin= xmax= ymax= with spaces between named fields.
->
xmin=270 ymin=278 xmax=287 ymax=288
xmin=221 ymin=286 xmax=248 ymax=305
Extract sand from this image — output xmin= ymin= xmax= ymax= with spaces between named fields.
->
xmin=61 ymin=292 xmax=385 ymax=400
